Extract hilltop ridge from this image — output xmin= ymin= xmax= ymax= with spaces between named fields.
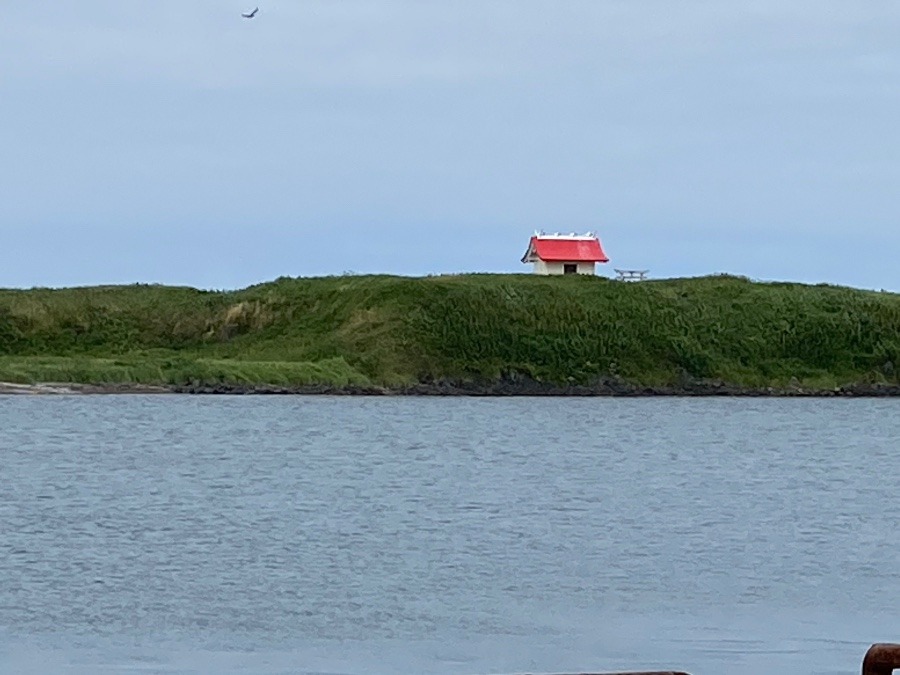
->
xmin=1 ymin=274 xmax=899 ymax=394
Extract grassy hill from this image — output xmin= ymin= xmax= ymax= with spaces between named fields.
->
xmin=1 ymin=274 xmax=899 ymax=392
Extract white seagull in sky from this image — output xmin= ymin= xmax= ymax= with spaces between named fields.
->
xmin=242 ymin=7 xmax=259 ymax=18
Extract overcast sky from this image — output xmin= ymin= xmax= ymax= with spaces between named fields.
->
xmin=2 ymin=1 xmax=898 ymax=289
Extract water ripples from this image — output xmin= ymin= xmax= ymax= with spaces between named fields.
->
xmin=1 ymin=396 xmax=899 ymax=674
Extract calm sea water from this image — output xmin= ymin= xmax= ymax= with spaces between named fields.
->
xmin=1 ymin=396 xmax=899 ymax=675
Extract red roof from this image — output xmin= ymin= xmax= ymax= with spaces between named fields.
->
xmin=524 ymin=236 xmax=609 ymax=263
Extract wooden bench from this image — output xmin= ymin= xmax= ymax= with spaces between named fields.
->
xmin=614 ymin=268 xmax=649 ymax=282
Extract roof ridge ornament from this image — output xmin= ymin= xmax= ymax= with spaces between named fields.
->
xmin=533 ymin=231 xmax=598 ymax=240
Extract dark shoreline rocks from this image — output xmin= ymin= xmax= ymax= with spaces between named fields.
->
xmin=170 ymin=379 xmax=900 ymax=397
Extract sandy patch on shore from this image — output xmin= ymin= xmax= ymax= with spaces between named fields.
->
xmin=0 ymin=382 xmax=172 ymax=395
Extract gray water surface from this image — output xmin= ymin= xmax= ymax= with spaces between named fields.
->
xmin=1 ymin=396 xmax=898 ymax=674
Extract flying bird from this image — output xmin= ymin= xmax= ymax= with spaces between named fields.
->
xmin=241 ymin=7 xmax=259 ymax=18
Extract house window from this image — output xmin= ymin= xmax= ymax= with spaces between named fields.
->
xmin=563 ymin=264 xmax=578 ymax=275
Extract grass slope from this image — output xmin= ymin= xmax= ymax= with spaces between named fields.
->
xmin=1 ymin=274 xmax=899 ymax=390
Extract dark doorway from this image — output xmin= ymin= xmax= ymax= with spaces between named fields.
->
xmin=563 ymin=264 xmax=578 ymax=275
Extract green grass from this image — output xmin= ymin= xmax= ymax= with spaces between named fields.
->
xmin=0 ymin=354 xmax=370 ymax=387
xmin=2 ymin=273 xmax=900 ymax=389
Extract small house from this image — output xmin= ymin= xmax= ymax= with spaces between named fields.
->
xmin=521 ymin=231 xmax=609 ymax=275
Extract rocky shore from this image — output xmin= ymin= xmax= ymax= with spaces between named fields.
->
xmin=171 ymin=379 xmax=900 ymax=397
xmin=5 ymin=379 xmax=897 ymax=396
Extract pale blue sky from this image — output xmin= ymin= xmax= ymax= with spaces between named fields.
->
xmin=2 ymin=1 xmax=899 ymax=289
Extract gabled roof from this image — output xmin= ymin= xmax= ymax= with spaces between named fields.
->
xmin=521 ymin=233 xmax=609 ymax=263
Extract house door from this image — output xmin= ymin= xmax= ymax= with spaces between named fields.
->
xmin=563 ymin=264 xmax=578 ymax=275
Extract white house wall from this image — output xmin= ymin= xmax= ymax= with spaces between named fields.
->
xmin=531 ymin=261 xmax=596 ymax=276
